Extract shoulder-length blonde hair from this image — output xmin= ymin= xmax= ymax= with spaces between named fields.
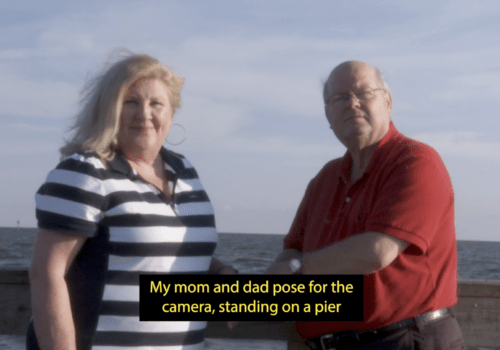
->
xmin=60 ymin=51 xmax=185 ymax=161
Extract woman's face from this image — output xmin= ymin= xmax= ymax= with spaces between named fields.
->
xmin=117 ymin=78 xmax=173 ymax=158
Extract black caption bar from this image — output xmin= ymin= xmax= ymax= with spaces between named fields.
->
xmin=140 ymin=275 xmax=363 ymax=321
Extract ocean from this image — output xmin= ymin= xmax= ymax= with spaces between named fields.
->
xmin=1 ymin=228 xmax=499 ymax=349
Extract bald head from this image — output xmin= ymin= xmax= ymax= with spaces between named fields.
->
xmin=323 ymin=61 xmax=388 ymax=104
xmin=322 ymin=60 xmax=393 ymax=151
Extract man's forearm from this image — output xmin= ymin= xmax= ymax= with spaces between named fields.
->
xmin=302 ymin=232 xmax=408 ymax=275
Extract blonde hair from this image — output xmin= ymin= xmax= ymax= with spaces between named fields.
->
xmin=60 ymin=51 xmax=185 ymax=161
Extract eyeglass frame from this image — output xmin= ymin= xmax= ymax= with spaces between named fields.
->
xmin=325 ymin=88 xmax=386 ymax=108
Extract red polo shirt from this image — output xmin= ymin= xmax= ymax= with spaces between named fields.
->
xmin=284 ymin=122 xmax=457 ymax=338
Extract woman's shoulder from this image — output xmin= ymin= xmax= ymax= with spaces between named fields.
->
xmin=161 ymin=148 xmax=195 ymax=171
xmin=48 ymin=152 xmax=109 ymax=182
xmin=60 ymin=152 xmax=106 ymax=168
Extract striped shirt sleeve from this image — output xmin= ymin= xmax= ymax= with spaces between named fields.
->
xmin=35 ymin=153 xmax=106 ymax=237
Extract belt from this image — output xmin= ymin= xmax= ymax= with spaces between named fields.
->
xmin=306 ymin=308 xmax=450 ymax=350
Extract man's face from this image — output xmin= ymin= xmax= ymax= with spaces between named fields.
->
xmin=324 ymin=64 xmax=392 ymax=149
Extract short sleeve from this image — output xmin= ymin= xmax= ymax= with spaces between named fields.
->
xmin=366 ymin=145 xmax=454 ymax=254
xmin=283 ymin=177 xmax=318 ymax=251
xmin=35 ymin=153 xmax=107 ymax=237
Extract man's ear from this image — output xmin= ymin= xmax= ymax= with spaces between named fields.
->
xmin=325 ymin=106 xmax=333 ymax=126
xmin=385 ymin=90 xmax=393 ymax=112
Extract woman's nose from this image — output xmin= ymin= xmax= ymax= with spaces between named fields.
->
xmin=137 ymin=103 xmax=152 ymax=119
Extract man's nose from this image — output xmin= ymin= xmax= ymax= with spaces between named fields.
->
xmin=347 ymin=93 xmax=361 ymax=107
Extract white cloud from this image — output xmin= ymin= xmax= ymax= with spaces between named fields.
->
xmin=0 ymin=48 xmax=38 ymax=60
xmin=178 ymin=35 xmax=380 ymax=63
xmin=432 ymin=72 xmax=500 ymax=102
xmin=412 ymin=131 xmax=500 ymax=161
xmin=5 ymin=123 xmax=63 ymax=133
xmin=38 ymin=28 xmax=94 ymax=53
xmin=175 ymin=96 xmax=250 ymax=140
xmin=181 ymin=66 xmax=323 ymax=117
xmin=0 ymin=138 xmax=59 ymax=156
xmin=0 ymin=30 xmax=94 ymax=59
xmin=391 ymin=100 xmax=415 ymax=113
xmin=0 ymin=72 xmax=78 ymax=119
xmin=223 ymin=134 xmax=340 ymax=157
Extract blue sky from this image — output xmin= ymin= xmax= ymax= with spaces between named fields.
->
xmin=1 ymin=1 xmax=499 ymax=241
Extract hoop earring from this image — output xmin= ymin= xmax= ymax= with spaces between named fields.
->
xmin=165 ymin=123 xmax=186 ymax=145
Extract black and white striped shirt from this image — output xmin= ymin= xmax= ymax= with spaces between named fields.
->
xmin=35 ymin=147 xmax=217 ymax=350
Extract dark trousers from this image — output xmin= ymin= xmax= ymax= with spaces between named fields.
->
xmin=409 ymin=312 xmax=466 ymax=350
xmin=310 ymin=312 xmax=466 ymax=350
xmin=26 ymin=319 xmax=41 ymax=350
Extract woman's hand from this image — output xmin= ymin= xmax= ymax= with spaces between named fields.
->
xmin=216 ymin=266 xmax=239 ymax=275
xmin=209 ymin=257 xmax=238 ymax=275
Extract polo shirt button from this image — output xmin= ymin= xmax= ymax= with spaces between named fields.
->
xmin=345 ymin=197 xmax=351 ymax=203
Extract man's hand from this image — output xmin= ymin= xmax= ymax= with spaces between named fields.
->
xmin=264 ymin=261 xmax=294 ymax=274
xmin=264 ymin=248 xmax=302 ymax=274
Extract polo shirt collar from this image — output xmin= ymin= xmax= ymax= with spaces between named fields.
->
xmin=106 ymin=151 xmax=134 ymax=177
xmin=338 ymin=122 xmax=398 ymax=183
xmin=107 ymin=146 xmax=182 ymax=180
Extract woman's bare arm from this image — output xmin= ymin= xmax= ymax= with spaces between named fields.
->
xmin=29 ymin=228 xmax=87 ymax=350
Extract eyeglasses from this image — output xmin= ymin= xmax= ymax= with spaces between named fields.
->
xmin=325 ymin=88 xmax=385 ymax=107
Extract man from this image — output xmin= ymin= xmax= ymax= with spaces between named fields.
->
xmin=265 ymin=61 xmax=465 ymax=349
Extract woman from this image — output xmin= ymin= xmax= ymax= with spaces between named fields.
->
xmin=28 ymin=53 xmax=236 ymax=350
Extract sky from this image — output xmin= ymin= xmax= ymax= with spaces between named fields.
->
xmin=1 ymin=0 xmax=499 ymax=241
